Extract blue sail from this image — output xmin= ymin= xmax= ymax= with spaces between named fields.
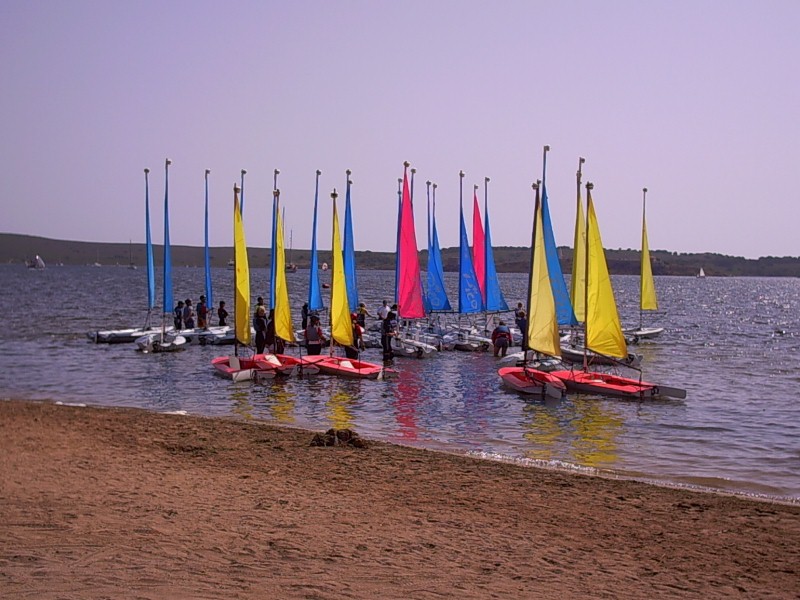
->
xmin=308 ymin=171 xmax=324 ymax=311
xmin=343 ymin=177 xmax=359 ymax=311
xmin=144 ymin=169 xmax=155 ymax=312
xmin=162 ymin=160 xmax=173 ymax=316
xmin=542 ymin=184 xmax=578 ymax=326
xmin=483 ymin=192 xmax=508 ymax=312
xmin=426 ymin=188 xmax=451 ymax=311
xmin=269 ymin=192 xmax=278 ymax=310
xmin=458 ymin=199 xmax=483 ymax=314
xmin=203 ymin=171 xmax=213 ymax=312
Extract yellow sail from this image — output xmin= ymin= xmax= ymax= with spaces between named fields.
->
xmin=527 ymin=190 xmax=561 ymax=356
xmin=274 ymin=204 xmax=295 ymax=343
xmin=233 ymin=186 xmax=251 ymax=346
xmin=585 ymin=187 xmax=627 ymax=358
xmin=640 ymin=210 xmax=658 ymax=311
xmin=570 ymin=186 xmax=586 ymax=322
xmin=330 ymin=195 xmax=353 ymax=347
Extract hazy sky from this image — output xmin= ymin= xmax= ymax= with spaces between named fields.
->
xmin=2 ymin=0 xmax=798 ymax=259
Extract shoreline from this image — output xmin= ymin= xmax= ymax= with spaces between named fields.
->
xmin=2 ymin=398 xmax=799 ymax=598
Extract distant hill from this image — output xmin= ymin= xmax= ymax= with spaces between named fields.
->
xmin=1 ymin=233 xmax=798 ymax=277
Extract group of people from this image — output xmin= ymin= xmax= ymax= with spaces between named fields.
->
xmin=253 ymin=297 xmax=286 ymax=355
xmin=173 ymin=296 xmax=228 ymax=331
xmin=296 ymin=299 xmax=398 ymax=361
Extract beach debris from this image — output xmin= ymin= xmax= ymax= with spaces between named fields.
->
xmin=310 ymin=428 xmax=367 ymax=449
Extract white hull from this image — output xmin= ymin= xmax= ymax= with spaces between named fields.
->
xmin=88 ymin=326 xmax=171 ymax=344
xmin=135 ymin=333 xmax=187 ymax=353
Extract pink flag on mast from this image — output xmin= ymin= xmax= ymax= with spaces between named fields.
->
xmin=398 ymin=167 xmax=426 ymax=319
xmin=472 ymin=189 xmax=486 ymax=302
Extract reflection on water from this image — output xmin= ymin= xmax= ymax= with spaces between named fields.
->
xmin=1 ymin=266 xmax=799 ymax=500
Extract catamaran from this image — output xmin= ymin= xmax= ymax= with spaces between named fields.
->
xmin=137 ymin=158 xmax=186 ymax=353
xmin=212 ymin=183 xmax=276 ymax=381
xmin=89 ymin=167 xmax=170 ymax=343
xmin=623 ymin=187 xmax=664 ymax=341
xmin=498 ymin=179 xmax=567 ymax=399
xmin=550 ymin=181 xmax=685 ymax=400
xmin=302 ymin=187 xmax=391 ymax=379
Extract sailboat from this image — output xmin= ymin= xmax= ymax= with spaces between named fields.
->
xmin=88 ymin=168 xmax=166 ymax=343
xmin=551 ymin=182 xmax=685 ymax=400
xmin=697 ymin=267 xmax=706 ymax=278
xmin=212 ymin=183 xmax=276 ymax=381
xmin=285 ymin=229 xmax=297 ymax=272
xmin=498 ymin=180 xmax=567 ymax=399
xmin=253 ymin=186 xmax=318 ymax=377
xmin=26 ymin=254 xmax=46 ymax=269
xmin=303 ymin=188 xmax=390 ymax=379
xmin=127 ymin=241 xmax=136 ymax=270
xmin=390 ymin=163 xmax=438 ymax=358
xmin=137 ymin=158 xmax=186 ymax=353
xmin=624 ymin=187 xmax=664 ymax=341
xmin=307 ymin=170 xmax=325 ymax=314
xmin=451 ymin=171 xmax=491 ymax=351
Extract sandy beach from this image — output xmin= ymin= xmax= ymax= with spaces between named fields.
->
xmin=1 ymin=399 xmax=798 ymax=599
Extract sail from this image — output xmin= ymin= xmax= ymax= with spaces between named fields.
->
xmin=144 ymin=169 xmax=155 ymax=311
xmin=472 ymin=190 xmax=486 ymax=301
xmin=640 ymin=205 xmax=657 ymax=311
xmin=527 ymin=187 xmax=560 ymax=356
xmin=343 ymin=177 xmax=359 ymax=312
xmin=570 ymin=183 xmax=586 ymax=322
xmin=203 ymin=170 xmax=213 ymax=312
xmin=308 ymin=171 xmax=324 ymax=311
xmin=162 ymin=161 xmax=173 ymax=317
xmin=233 ymin=186 xmax=251 ymax=345
xmin=397 ymin=168 xmax=426 ymax=319
xmin=585 ymin=187 xmax=627 ymax=358
xmin=330 ymin=193 xmax=353 ymax=346
xmin=541 ymin=184 xmax=578 ymax=326
xmin=458 ymin=193 xmax=483 ymax=314
xmin=273 ymin=203 xmax=295 ymax=343
xmin=483 ymin=184 xmax=508 ymax=312
xmin=426 ymin=186 xmax=451 ymax=311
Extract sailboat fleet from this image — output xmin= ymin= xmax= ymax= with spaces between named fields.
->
xmin=88 ymin=154 xmax=685 ymax=399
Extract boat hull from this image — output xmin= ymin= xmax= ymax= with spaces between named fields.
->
xmin=211 ymin=355 xmax=276 ymax=382
xmin=302 ymin=355 xmax=392 ymax=379
xmin=498 ymin=367 xmax=566 ymax=399
xmin=551 ymin=370 xmax=686 ymax=400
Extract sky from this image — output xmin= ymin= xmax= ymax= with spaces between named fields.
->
xmin=1 ymin=0 xmax=798 ymax=259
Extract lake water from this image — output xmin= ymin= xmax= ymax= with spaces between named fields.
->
xmin=1 ymin=265 xmax=798 ymax=502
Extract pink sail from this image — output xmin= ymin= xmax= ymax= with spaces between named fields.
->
xmin=472 ymin=189 xmax=486 ymax=302
xmin=397 ymin=167 xmax=426 ymax=319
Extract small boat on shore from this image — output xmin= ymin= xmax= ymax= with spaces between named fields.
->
xmin=550 ymin=368 xmax=686 ymax=400
xmin=498 ymin=366 xmax=566 ymax=399
xmin=302 ymin=355 xmax=391 ymax=379
xmin=211 ymin=355 xmax=275 ymax=382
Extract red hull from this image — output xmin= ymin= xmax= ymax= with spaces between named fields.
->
xmin=498 ymin=367 xmax=567 ymax=399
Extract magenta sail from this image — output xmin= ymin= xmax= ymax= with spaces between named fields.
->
xmin=397 ymin=167 xmax=426 ymax=319
xmin=472 ymin=189 xmax=486 ymax=302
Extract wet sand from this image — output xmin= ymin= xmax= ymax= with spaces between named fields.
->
xmin=1 ymin=399 xmax=798 ymax=599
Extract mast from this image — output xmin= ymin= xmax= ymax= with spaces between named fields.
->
xmin=204 ymin=168 xmax=213 ymax=314
xmin=144 ymin=167 xmax=154 ymax=328
xmin=240 ymin=169 xmax=246 ymax=215
xmin=524 ymin=181 xmax=540 ymax=357
xmin=270 ymin=169 xmax=280 ymax=310
xmin=582 ymin=182 xmax=593 ymax=371
xmin=161 ymin=158 xmax=172 ymax=341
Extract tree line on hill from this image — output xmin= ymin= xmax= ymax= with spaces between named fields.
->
xmin=1 ymin=233 xmax=798 ymax=277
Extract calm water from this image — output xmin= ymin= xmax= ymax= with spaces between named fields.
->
xmin=1 ymin=265 xmax=798 ymax=501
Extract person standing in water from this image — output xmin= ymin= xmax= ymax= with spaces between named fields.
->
xmin=217 ymin=300 xmax=228 ymax=326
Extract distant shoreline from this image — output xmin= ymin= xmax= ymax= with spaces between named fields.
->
xmin=2 ymin=232 xmax=799 ymax=276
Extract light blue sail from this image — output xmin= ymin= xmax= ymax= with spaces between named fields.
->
xmin=426 ymin=185 xmax=451 ymax=311
xmin=162 ymin=160 xmax=173 ymax=317
xmin=343 ymin=176 xmax=359 ymax=311
xmin=483 ymin=187 xmax=508 ymax=312
xmin=541 ymin=184 xmax=578 ymax=326
xmin=458 ymin=194 xmax=483 ymax=314
xmin=203 ymin=170 xmax=213 ymax=312
xmin=308 ymin=171 xmax=324 ymax=311
xmin=144 ymin=169 xmax=155 ymax=313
